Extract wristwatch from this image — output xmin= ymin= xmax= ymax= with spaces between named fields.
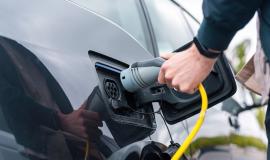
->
xmin=193 ymin=37 xmax=222 ymax=59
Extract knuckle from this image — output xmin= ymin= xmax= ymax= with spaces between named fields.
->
xmin=165 ymin=73 xmax=173 ymax=81
xmin=171 ymin=79 xmax=179 ymax=87
xmin=161 ymin=63 xmax=169 ymax=71
xmin=180 ymin=85 xmax=192 ymax=93
xmin=158 ymin=76 xmax=165 ymax=84
xmin=160 ymin=66 xmax=166 ymax=73
xmin=158 ymin=77 xmax=163 ymax=84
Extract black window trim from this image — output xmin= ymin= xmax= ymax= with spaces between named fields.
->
xmin=133 ymin=0 xmax=156 ymax=55
xmin=139 ymin=0 xmax=160 ymax=57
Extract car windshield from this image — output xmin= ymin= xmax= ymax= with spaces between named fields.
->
xmin=69 ymin=0 xmax=154 ymax=54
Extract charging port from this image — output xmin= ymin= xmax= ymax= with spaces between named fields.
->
xmin=104 ymin=78 xmax=120 ymax=100
xmin=90 ymin=52 xmax=156 ymax=147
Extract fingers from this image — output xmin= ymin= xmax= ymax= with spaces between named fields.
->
xmin=158 ymin=60 xmax=176 ymax=87
xmin=80 ymin=109 xmax=103 ymax=125
xmin=158 ymin=59 xmax=173 ymax=85
xmin=172 ymin=78 xmax=180 ymax=91
xmin=158 ymin=53 xmax=175 ymax=84
xmin=158 ymin=44 xmax=215 ymax=94
xmin=81 ymin=110 xmax=101 ymax=123
xmin=83 ymin=119 xmax=103 ymax=128
xmin=174 ymin=81 xmax=198 ymax=94
xmin=181 ymin=86 xmax=197 ymax=94
xmin=81 ymin=116 xmax=103 ymax=140
xmin=158 ymin=56 xmax=201 ymax=94
xmin=77 ymin=127 xmax=88 ymax=139
xmin=158 ymin=66 xmax=166 ymax=84
xmin=176 ymin=88 xmax=196 ymax=94
xmin=61 ymin=108 xmax=104 ymax=140
xmin=164 ymin=71 xmax=174 ymax=88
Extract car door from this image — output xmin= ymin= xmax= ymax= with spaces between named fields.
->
xmin=143 ymin=0 xmax=236 ymax=124
xmin=0 ymin=0 xmax=156 ymax=159
xmin=142 ymin=0 xmax=237 ymax=159
xmin=0 ymin=0 xmax=236 ymax=159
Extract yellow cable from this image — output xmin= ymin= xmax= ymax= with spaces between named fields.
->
xmin=172 ymin=83 xmax=208 ymax=160
xmin=84 ymin=141 xmax=89 ymax=160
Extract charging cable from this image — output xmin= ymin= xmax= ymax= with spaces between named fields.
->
xmin=172 ymin=83 xmax=208 ymax=160
xmin=84 ymin=141 xmax=89 ymax=160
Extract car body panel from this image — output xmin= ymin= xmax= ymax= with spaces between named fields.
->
xmin=0 ymin=0 xmax=267 ymax=159
xmin=0 ymin=0 xmax=154 ymax=108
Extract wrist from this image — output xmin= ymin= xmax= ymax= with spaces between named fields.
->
xmin=193 ymin=37 xmax=222 ymax=59
xmin=190 ymin=43 xmax=217 ymax=65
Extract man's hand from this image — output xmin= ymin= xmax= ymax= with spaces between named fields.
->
xmin=158 ymin=44 xmax=217 ymax=94
xmin=57 ymin=105 xmax=103 ymax=140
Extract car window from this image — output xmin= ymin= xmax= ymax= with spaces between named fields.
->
xmin=69 ymin=0 xmax=154 ymax=54
xmin=183 ymin=12 xmax=200 ymax=35
xmin=144 ymin=0 xmax=193 ymax=53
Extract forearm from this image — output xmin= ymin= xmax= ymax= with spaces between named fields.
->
xmin=197 ymin=0 xmax=263 ymax=51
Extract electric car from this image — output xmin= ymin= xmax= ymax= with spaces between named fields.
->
xmin=0 ymin=0 xmax=267 ymax=159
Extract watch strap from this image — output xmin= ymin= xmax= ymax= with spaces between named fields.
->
xmin=193 ymin=37 xmax=222 ymax=59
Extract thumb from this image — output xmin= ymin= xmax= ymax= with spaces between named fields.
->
xmin=160 ymin=53 xmax=175 ymax=60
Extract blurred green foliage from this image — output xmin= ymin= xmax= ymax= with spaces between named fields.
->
xmin=187 ymin=134 xmax=267 ymax=155
xmin=256 ymin=108 xmax=266 ymax=130
xmin=235 ymin=42 xmax=246 ymax=73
